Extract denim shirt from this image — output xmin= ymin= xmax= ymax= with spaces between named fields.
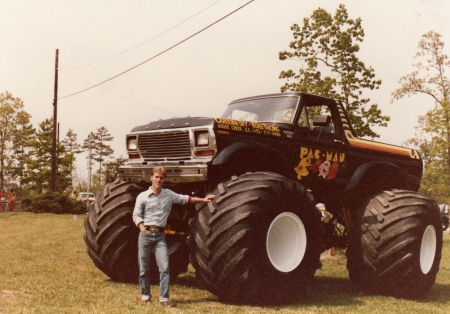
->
xmin=132 ymin=187 xmax=189 ymax=228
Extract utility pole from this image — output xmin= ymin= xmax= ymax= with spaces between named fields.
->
xmin=87 ymin=149 xmax=92 ymax=211
xmin=51 ymin=49 xmax=59 ymax=191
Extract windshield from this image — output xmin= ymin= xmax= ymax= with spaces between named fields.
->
xmin=221 ymin=96 xmax=300 ymax=124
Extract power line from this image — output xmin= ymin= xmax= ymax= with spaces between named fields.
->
xmin=63 ymin=0 xmax=223 ymax=69
xmin=60 ymin=69 xmax=178 ymax=116
xmin=59 ymin=0 xmax=254 ymax=100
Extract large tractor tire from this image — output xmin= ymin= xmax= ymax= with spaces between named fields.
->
xmin=84 ymin=179 xmax=190 ymax=283
xmin=347 ymin=190 xmax=442 ymax=299
xmin=187 ymin=172 xmax=324 ymax=304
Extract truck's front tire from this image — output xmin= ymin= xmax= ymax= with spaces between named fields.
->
xmin=347 ymin=190 xmax=442 ymax=299
xmin=187 ymin=172 xmax=324 ymax=303
xmin=84 ymin=179 xmax=189 ymax=283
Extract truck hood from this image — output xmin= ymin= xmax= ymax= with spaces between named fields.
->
xmin=130 ymin=117 xmax=215 ymax=132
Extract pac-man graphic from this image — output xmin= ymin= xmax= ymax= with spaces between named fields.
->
xmin=294 ymin=158 xmax=312 ymax=180
xmin=295 ymin=147 xmax=345 ymax=180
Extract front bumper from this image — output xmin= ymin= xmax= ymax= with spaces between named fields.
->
xmin=118 ymin=163 xmax=208 ymax=184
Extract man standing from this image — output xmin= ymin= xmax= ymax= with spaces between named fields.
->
xmin=132 ymin=166 xmax=215 ymax=307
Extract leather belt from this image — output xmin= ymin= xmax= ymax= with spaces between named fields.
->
xmin=145 ymin=226 xmax=164 ymax=233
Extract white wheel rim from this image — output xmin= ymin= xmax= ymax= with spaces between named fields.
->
xmin=266 ymin=212 xmax=307 ymax=272
xmin=420 ymin=225 xmax=437 ymax=274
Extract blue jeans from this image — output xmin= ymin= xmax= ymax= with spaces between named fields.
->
xmin=138 ymin=231 xmax=170 ymax=302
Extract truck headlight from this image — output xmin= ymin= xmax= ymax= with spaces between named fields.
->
xmin=127 ymin=137 xmax=137 ymax=150
xmin=195 ymin=131 xmax=209 ymax=147
xmin=126 ymin=136 xmax=141 ymax=159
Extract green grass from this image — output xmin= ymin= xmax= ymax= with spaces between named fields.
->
xmin=0 ymin=212 xmax=449 ymax=313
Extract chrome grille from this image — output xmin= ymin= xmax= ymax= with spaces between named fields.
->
xmin=138 ymin=131 xmax=191 ymax=160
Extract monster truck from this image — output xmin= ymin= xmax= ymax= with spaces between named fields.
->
xmin=84 ymin=92 xmax=443 ymax=302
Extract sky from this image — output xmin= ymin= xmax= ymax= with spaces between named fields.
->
xmin=1 ymin=0 xmax=449 ymax=180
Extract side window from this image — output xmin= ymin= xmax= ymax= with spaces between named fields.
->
xmin=297 ymin=103 xmax=335 ymax=133
xmin=297 ymin=106 xmax=310 ymax=129
xmin=322 ymin=118 xmax=335 ymax=133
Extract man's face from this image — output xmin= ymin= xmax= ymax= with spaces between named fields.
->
xmin=151 ymin=171 xmax=165 ymax=189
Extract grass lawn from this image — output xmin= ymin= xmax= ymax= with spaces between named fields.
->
xmin=0 ymin=212 xmax=449 ymax=313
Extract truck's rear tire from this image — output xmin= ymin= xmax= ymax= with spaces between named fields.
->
xmin=347 ymin=190 xmax=442 ymax=299
xmin=441 ymin=214 xmax=449 ymax=231
xmin=84 ymin=179 xmax=189 ymax=283
xmin=187 ymin=172 xmax=324 ymax=303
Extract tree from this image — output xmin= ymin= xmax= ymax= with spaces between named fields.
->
xmin=82 ymin=127 xmax=114 ymax=187
xmin=94 ymin=126 xmax=114 ymax=186
xmin=102 ymin=156 xmax=127 ymax=182
xmin=279 ymin=4 xmax=389 ymax=138
xmin=0 ymin=91 xmax=33 ymax=189
xmin=21 ymin=118 xmax=74 ymax=194
xmin=82 ymin=131 xmax=96 ymax=191
xmin=404 ymin=117 xmax=449 ymax=203
xmin=8 ymin=112 xmax=35 ymax=195
xmin=61 ymin=129 xmax=83 ymax=187
xmin=61 ymin=129 xmax=82 ymax=155
xmin=391 ymin=31 xmax=450 ymax=201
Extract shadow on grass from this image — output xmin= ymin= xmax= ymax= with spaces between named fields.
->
xmin=418 ymin=282 xmax=450 ymax=303
xmin=174 ymin=273 xmax=205 ymax=290
xmin=305 ymin=277 xmax=450 ymax=307
xmin=172 ymin=273 xmax=362 ymax=307
xmin=303 ymin=276 xmax=361 ymax=303
xmin=171 ymin=272 xmax=450 ymax=308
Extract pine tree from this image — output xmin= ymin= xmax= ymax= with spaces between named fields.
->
xmin=82 ymin=127 xmax=114 ymax=187
xmin=21 ymin=118 xmax=74 ymax=194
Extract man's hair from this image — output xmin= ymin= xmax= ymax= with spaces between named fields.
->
xmin=152 ymin=166 xmax=166 ymax=177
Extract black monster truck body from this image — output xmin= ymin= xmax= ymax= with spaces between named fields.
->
xmin=85 ymin=93 xmax=442 ymax=303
